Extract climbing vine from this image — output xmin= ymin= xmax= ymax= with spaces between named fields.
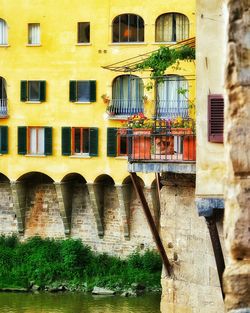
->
xmin=136 ymin=45 xmax=195 ymax=81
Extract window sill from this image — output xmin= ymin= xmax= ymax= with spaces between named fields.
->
xmin=151 ymin=41 xmax=177 ymax=45
xmin=74 ymin=101 xmax=92 ymax=104
xmin=25 ymin=101 xmax=42 ymax=103
xmin=69 ymin=155 xmax=91 ymax=159
xmin=75 ymin=43 xmax=91 ymax=46
xmin=109 ymin=42 xmax=148 ymax=46
xmin=0 ymin=44 xmax=10 ymax=47
xmin=26 ymin=44 xmax=42 ymax=47
xmin=115 ymin=156 xmax=128 ymax=160
xmin=25 ymin=154 xmax=46 ymax=157
xmin=107 ymin=115 xmax=129 ymax=120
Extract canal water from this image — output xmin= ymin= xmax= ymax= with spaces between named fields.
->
xmin=0 ymin=292 xmax=161 ymax=313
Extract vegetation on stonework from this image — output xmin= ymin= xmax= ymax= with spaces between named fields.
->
xmin=0 ymin=235 xmax=162 ymax=292
xmin=136 ymin=45 xmax=195 ymax=81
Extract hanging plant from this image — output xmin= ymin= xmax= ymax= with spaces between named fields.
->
xmin=136 ymin=45 xmax=195 ymax=81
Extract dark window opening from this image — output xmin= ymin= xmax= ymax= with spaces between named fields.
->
xmin=78 ymin=22 xmax=90 ymax=43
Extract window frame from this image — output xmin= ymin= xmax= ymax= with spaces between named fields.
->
xmin=28 ymin=23 xmax=41 ymax=45
xmin=155 ymin=13 xmax=189 ymax=43
xmin=69 ymin=80 xmax=96 ymax=103
xmin=0 ymin=18 xmax=8 ymax=45
xmin=27 ymin=126 xmax=45 ymax=155
xmin=77 ymin=22 xmax=90 ymax=44
xmin=72 ymin=127 xmax=90 ymax=155
xmin=21 ymin=80 xmax=46 ymax=102
xmin=112 ymin=14 xmax=144 ymax=43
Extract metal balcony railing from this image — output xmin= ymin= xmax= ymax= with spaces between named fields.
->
xmin=126 ymin=128 xmax=196 ymax=162
xmin=0 ymin=99 xmax=8 ymax=117
xmin=155 ymin=99 xmax=189 ymax=119
xmin=109 ymin=99 xmax=144 ymax=116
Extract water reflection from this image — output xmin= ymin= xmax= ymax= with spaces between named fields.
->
xmin=0 ymin=292 xmax=161 ymax=313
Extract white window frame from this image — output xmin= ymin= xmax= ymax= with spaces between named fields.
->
xmin=28 ymin=127 xmax=45 ymax=155
xmin=0 ymin=18 xmax=8 ymax=45
xmin=28 ymin=23 xmax=41 ymax=45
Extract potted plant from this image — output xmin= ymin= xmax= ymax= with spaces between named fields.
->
xmin=101 ymin=94 xmax=110 ymax=104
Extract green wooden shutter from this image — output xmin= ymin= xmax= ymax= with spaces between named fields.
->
xmin=20 ymin=81 xmax=27 ymax=101
xmin=89 ymin=80 xmax=96 ymax=102
xmin=62 ymin=127 xmax=71 ymax=155
xmin=44 ymin=127 xmax=52 ymax=155
xmin=89 ymin=127 xmax=98 ymax=156
xmin=69 ymin=81 xmax=77 ymax=102
xmin=18 ymin=126 xmax=27 ymax=155
xmin=107 ymin=127 xmax=117 ymax=157
xmin=0 ymin=126 xmax=8 ymax=154
xmin=39 ymin=81 xmax=46 ymax=102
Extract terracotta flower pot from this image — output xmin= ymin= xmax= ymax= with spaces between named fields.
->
xmin=171 ymin=128 xmax=193 ymax=135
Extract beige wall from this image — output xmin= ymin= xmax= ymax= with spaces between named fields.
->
xmin=196 ymin=0 xmax=227 ymax=197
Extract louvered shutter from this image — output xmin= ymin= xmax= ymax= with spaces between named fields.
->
xmin=44 ymin=127 xmax=52 ymax=155
xmin=107 ymin=128 xmax=117 ymax=157
xmin=69 ymin=81 xmax=77 ymax=102
xmin=62 ymin=127 xmax=71 ymax=155
xmin=39 ymin=81 xmax=46 ymax=102
xmin=0 ymin=126 xmax=8 ymax=154
xmin=89 ymin=80 xmax=96 ymax=102
xmin=18 ymin=126 xmax=27 ymax=154
xmin=208 ymin=95 xmax=224 ymax=143
xmin=89 ymin=127 xmax=98 ymax=156
xmin=20 ymin=81 xmax=27 ymax=101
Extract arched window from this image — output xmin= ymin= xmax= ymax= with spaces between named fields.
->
xmin=0 ymin=77 xmax=7 ymax=116
xmin=111 ymin=75 xmax=144 ymax=115
xmin=0 ymin=19 xmax=8 ymax=45
xmin=155 ymin=13 xmax=189 ymax=42
xmin=112 ymin=14 xmax=144 ymax=43
xmin=156 ymin=75 xmax=189 ymax=118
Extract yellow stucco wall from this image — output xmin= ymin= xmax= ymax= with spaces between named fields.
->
xmin=0 ymin=0 xmax=195 ymax=184
xmin=196 ymin=0 xmax=227 ymax=197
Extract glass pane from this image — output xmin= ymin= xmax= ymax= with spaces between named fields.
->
xmin=138 ymin=16 xmax=144 ymax=42
xmin=77 ymin=81 xmax=90 ymax=102
xmin=78 ymin=22 xmax=90 ymax=43
xmin=0 ymin=19 xmax=7 ymax=45
xmin=37 ymin=128 xmax=44 ymax=154
xmin=28 ymin=23 xmax=40 ymax=44
xmin=29 ymin=128 xmax=37 ymax=154
xmin=112 ymin=17 xmax=120 ymax=42
xmin=119 ymin=136 xmax=127 ymax=155
xmin=82 ymin=129 xmax=89 ymax=153
xmin=129 ymin=14 xmax=137 ymax=42
xmin=74 ymin=128 xmax=81 ymax=153
xmin=29 ymin=81 xmax=40 ymax=101
xmin=120 ymin=14 xmax=129 ymax=42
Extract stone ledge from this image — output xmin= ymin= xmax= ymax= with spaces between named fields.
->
xmin=196 ymin=198 xmax=224 ymax=217
xmin=128 ymin=162 xmax=196 ymax=174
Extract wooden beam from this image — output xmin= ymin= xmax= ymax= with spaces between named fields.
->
xmin=130 ymin=172 xmax=172 ymax=276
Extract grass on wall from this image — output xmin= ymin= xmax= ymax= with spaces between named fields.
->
xmin=0 ymin=235 xmax=162 ymax=292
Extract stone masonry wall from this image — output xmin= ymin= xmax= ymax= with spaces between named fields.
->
xmin=224 ymin=0 xmax=250 ymax=311
xmin=0 ymin=183 xmax=17 ymax=235
xmin=160 ymin=174 xmax=224 ymax=313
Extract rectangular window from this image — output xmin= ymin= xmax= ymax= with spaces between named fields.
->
xmin=107 ymin=128 xmax=127 ymax=157
xmin=28 ymin=23 xmax=40 ymax=45
xmin=20 ymin=80 xmax=46 ymax=102
xmin=78 ymin=22 xmax=90 ymax=43
xmin=28 ymin=127 xmax=45 ymax=155
xmin=117 ymin=129 xmax=128 ymax=156
xmin=69 ymin=80 xmax=96 ymax=103
xmin=72 ymin=127 xmax=90 ymax=155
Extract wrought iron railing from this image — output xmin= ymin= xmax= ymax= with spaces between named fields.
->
xmin=126 ymin=127 xmax=196 ymax=162
xmin=0 ymin=99 xmax=8 ymax=117
xmin=109 ymin=99 xmax=143 ymax=116
xmin=155 ymin=99 xmax=189 ymax=119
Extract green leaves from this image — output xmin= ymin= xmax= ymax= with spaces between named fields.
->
xmin=136 ymin=45 xmax=195 ymax=81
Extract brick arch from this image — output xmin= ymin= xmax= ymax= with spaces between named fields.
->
xmin=17 ymin=171 xmax=54 ymax=183
xmin=94 ymin=174 xmax=115 ymax=185
xmin=61 ymin=172 xmax=87 ymax=183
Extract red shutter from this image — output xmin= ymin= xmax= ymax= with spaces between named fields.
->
xmin=208 ymin=95 xmax=224 ymax=143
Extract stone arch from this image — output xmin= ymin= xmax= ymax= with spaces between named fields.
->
xmin=15 ymin=172 xmax=64 ymax=238
xmin=0 ymin=173 xmax=17 ymax=235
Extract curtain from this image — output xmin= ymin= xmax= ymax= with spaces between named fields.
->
xmin=112 ymin=75 xmax=143 ymax=114
xmin=28 ymin=23 xmax=40 ymax=44
xmin=175 ymin=14 xmax=189 ymax=41
xmin=156 ymin=14 xmax=172 ymax=42
xmin=0 ymin=19 xmax=7 ymax=45
xmin=157 ymin=76 xmax=188 ymax=118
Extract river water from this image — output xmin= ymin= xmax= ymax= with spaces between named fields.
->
xmin=0 ymin=292 xmax=161 ymax=313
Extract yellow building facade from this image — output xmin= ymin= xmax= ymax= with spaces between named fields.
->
xmin=0 ymin=0 xmax=195 ymax=184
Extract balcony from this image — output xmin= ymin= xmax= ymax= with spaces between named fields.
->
xmin=126 ymin=127 xmax=196 ymax=174
xmin=155 ymin=99 xmax=189 ymax=119
xmin=108 ymin=99 xmax=144 ymax=118
xmin=0 ymin=99 xmax=8 ymax=118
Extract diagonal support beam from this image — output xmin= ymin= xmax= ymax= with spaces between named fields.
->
xmin=205 ymin=216 xmax=225 ymax=299
xmin=130 ymin=172 xmax=172 ymax=276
